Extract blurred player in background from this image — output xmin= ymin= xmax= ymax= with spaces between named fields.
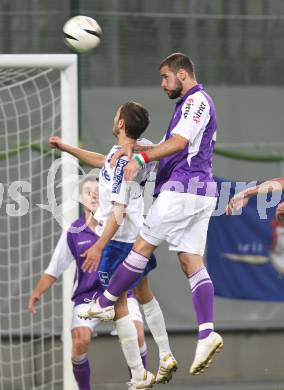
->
xmin=28 ymin=175 xmax=147 ymax=390
xmin=226 ymin=177 xmax=284 ymax=221
xmin=86 ymin=52 xmax=223 ymax=376
xmin=49 ymin=101 xmax=177 ymax=389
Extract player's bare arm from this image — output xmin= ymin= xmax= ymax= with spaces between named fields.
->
xmin=49 ymin=135 xmax=106 ymax=168
xmin=81 ymin=202 xmax=126 ymax=273
xmin=124 ymin=134 xmax=188 ymax=181
xmin=226 ymin=178 xmax=284 ymax=215
xmin=110 ymin=142 xmax=157 ymax=167
xmin=28 ymin=273 xmax=57 ymax=314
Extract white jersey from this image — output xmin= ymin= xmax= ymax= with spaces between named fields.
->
xmin=45 ymin=231 xmax=73 ymax=278
xmin=94 ymin=138 xmax=153 ymax=243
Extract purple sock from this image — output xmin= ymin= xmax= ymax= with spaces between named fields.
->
xmin=99 ymin=250 xmax=149 ymax=308
xmin=189 ymin=267 xmax=214 ymax=340
xmin=140 ymin=344 xmax=148 ymax=369
xmin=128 ymin=344 xmax=147 ymax=378
xmin=72 ymin=356 xmax=91 ymax=390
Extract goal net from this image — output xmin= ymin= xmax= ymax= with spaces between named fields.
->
xmin=0 ymin=55 xmax=78 ymax=390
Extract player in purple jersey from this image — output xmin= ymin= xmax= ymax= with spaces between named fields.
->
xmin=87 ymin=53 xmax=224 ymax=376
xmin=49 ymin=102 xmax=177 ymax=389
xmin=28 ymin=175 xmax=148 ymax=390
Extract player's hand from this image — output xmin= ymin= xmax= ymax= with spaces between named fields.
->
xmin=28 ymin=292 xmax=40 ymax=315
xmin=226 ymin=191 xmax=250 ymax=215
xmin=123 ymin=159 xmax=140 ymax=182
xmin=276 ymin=202 xmax=284 ymax=226
xmin=81 ymin=244 xmax=103 ymax=273
xmin=110 ymin=144 xmax=136 ymax=168
xmin=48 ymin=136 xmax=64 ymax=150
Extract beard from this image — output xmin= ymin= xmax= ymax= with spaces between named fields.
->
xmin=166 ymin=78 xmax=183 ymax=99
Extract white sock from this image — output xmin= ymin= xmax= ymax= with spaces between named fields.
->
xmin=115 ymin=315 xmax=145 ymax=381
xmin=142 ymin=297 xmax=171 ymax=359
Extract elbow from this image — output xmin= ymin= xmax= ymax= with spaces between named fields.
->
xmin=176 ymin=138 xmax=188 ymax=152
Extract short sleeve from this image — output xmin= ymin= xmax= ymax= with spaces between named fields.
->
xmin=111 ymin=157 xmax=130 ymax=205
xmin=171 ymin=93 xmax=210 ymax=143
xmin=44 ymin=231 xmax=75 ymax=279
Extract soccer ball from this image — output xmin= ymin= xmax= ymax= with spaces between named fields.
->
xmin=63 ymin=15 xmax=102 ymax=53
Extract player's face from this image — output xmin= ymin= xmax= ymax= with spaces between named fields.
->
xmin=80 ymin=180 xmax=99 ymax=212
xmin=112 ymin=107 xmax=121 ymax=137
xmin=160 ymin=65 xmax=183 ymax=99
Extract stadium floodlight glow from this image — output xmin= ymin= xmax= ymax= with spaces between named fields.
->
xmin=0 ymin=54 xmax=79 ymax=390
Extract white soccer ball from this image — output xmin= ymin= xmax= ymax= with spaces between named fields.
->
xmin=63 ymin=15 xmax=102 ymax=53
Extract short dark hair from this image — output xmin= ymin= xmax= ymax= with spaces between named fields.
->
xmin=119 ymin=101 xmax=150 ymax=140
xmin=159 ymin=52 xmax=195 ymax=77
xmin=79 ymin=174 xmax=99 ymax=193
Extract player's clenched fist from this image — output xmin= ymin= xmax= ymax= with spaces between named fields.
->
xmin=48 ymin=135 xmax=64 ymax=150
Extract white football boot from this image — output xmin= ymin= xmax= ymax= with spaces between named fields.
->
xmin=155 ymin=353 xmax=178 ymax=384
xmin=78 ymin=299 xmax=115 ymax=322
xmin=190 ymin=332 xmax=223 ymax=375
xmin=127 ymin=370 xmax=156 ymax=389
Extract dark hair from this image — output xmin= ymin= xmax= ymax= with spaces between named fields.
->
xmin=119 ymin=101 xmax=150 ymax=140
xmin=79 ymin=174 xmax=99 ymax=193
xmin=159 ymin=52 xmax=195 ymax=77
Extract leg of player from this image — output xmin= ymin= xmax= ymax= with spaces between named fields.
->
xmin=96 ymin=237 xmax=156 ymax=311
xmin=114 ymin=292 xmax=155 ymax=389
xmin=134 ymin=320 xmax=148 ymax=370
xmin=178 ymin=252 xmax=223 ymax=375
xmin=127 ymin=296 xmax=148 ymax=370
xmin=71 ymin=327 xmax=92 ymax=390
xmin=135 ymin=277 xmax=178 ymax=384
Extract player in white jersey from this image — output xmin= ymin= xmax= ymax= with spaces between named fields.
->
xmin=28 ymin=175 xmax=147 ymax=390
xmin=49 ymin=101 xmax=177 ymax=389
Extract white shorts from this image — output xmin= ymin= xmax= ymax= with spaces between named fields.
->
xmin=140 ymin=191 xmax=217 ymax=256
xmin=71 ymin=297 xmax=143 ymax=331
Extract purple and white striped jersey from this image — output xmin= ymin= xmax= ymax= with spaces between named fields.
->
xmin=154 ymin=84 xmax=218 ymax=197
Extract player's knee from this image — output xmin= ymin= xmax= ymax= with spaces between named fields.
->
xmin=133 ymin=236 xmax=155 ymax=257
xmin=178 ymin=252 xmax=204 ymax=277
xmin=72 ymin=333 xmax=90 ymax=355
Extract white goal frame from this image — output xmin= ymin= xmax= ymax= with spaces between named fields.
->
xmin=0 ymin=54 xmax=79 ymax=390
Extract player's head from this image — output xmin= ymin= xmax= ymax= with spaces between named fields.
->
xmin=79 ymin=174 xmax=99 ymax=212
xmin=159 ymin=52 xmax=196 ymax=99
xmin=112 ymin=102 xmax=150 ymax=140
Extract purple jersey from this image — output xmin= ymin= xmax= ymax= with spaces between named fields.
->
xmin=154 ymin=84 xmax=218 ymax=197
xmin=45 ymin=215 xmax=104 ymax=306
xmin=66 ymin=216 xmax=104 ymax=306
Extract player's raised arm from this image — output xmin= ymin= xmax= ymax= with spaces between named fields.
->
xmin=226 ymin=178 xmax=284 ymax=216
xmin=123 ymin=134 xmax=188 ymax=182
xmin=49 ymin=135 xmax=106 ymax=168
xmin=110 ymin=142 xmax=157 ymax=167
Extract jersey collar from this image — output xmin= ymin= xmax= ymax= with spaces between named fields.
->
xmin=176 ymin=84 xmax=204 ymax=106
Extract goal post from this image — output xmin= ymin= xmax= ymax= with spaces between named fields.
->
xmin=0 ymin=54 xmax=79 ymax=390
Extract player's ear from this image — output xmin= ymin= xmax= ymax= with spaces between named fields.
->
xmin=118 ymin=118 xmax=125 ymax=129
